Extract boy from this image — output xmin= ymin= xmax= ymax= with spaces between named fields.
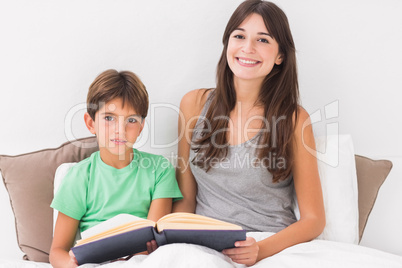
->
xmin=50 ymin=69 xmax=182 ymax=267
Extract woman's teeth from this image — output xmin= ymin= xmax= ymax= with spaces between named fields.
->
xmin=238 ymin=58 xmax=258 ymax=64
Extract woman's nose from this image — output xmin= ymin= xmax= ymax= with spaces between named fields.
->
xmin=242 ymin=39 xmax=255 ymax=54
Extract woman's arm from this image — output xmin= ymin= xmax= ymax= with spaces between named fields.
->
xmin=173 ymin=89 xmax=208 ymax=213
xmin=223 ymin=108 xmax=325 ymax=266
xmin=49 ymin=212 xmax=80 ymax=268
xmin=256 ymin=108 xmax=325 ymax=257
xmin=147 ymin=198 xmax=173 ymax=222
xmin=145 ymin=198 xmax=173 ymax=253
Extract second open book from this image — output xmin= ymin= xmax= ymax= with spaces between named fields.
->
xmin=71 ymin=212 xmax=247 ymax=265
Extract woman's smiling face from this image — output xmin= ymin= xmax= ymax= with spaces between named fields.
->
xmin=226 ymin=13 xmax=283 ymax=85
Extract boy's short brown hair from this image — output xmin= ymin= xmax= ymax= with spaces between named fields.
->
xmin=86 ymin=69 xmax=149 ymax=120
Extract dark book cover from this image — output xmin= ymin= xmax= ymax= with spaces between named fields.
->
xmin=159 ymin=229 xmax=246 ymax=251
xmin=72 ymin=227 xmax=246 ymax=265
xmin=72 ymin=226 xmax=155 ymax=265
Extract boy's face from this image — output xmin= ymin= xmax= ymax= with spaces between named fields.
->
xmin=85 ymin=98 xmax=144 ymax=164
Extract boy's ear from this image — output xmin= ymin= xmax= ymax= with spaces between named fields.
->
xmin=138 ymin=119 xmax=145 ymax=135
xmin=84 ymin=112 xmax=96 ymax=135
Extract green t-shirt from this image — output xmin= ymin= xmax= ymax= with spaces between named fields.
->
xmin=51 ymin=149 xmax=183 ymax=232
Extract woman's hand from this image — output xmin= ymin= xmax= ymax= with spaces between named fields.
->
xmin=68 ymin=250 xmax=79 ymax=268
xmin=222 ymin=237 xmax=259 ymax=266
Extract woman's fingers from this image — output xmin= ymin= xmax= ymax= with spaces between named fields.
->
xmin=222 ymin=237 xmax=259 ymax=266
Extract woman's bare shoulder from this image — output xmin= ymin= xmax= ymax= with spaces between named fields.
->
xmin=293 ymin=106 xmax=311 ymax=126
xmin=180 ymin=88 xmax=212 ymax=117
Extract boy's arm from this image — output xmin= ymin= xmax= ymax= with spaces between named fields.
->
xmin=50 ymin=212 xmax=80 ymax=268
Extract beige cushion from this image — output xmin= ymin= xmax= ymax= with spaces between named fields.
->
xmin=0 ymin=137 xmax=98 ymax=262
xmin=355 ymin=155 xmax=393 ymax=242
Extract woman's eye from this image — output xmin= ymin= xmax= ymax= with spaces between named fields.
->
xmin=258 ymin=38 xmax=269 ymax=44
xmin=233 ymin=34 xmax=244 ymax=39
xmin=105 ymin=116 xmax=114 ymax=121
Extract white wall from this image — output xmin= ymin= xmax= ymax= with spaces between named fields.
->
xmin=1 ymin=0 xmax=401 ymax=157
xmin=0 ymin=0 xmax=401 ymax=259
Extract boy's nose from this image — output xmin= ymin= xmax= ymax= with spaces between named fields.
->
xmin=115 ymin=116 xmax=126 ymax=134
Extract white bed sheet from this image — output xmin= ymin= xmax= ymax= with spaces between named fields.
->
xmin=0 ymin=260 xmax=51 ymax=268
xmin=2 ymin=232 xmax=401 ymax=268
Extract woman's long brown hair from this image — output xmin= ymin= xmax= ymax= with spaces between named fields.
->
xmin=192 ymin=0 xmax=299 ymax=183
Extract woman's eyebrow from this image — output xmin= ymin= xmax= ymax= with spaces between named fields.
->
xmin=234 ymin=27 xmax=272 ymax=37
xmin=258 ymin=32 xmax=272 ymax=37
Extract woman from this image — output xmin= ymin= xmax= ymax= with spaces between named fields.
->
xmin=173 ymin=0 xmax=325 ymax=266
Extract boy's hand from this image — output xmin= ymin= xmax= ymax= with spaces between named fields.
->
xmin=146 ymin=240 xmax=158 ymax=254
xmin=68 ymin=250 xmax=79 ymax=268
xmin=222 ymin=237 xmax=259 ymax=266
xmin=130 ymin=240 xmax=158 ymax=257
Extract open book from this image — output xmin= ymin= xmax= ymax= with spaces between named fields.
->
xmin=71 ymin=212 xmax=246 ymax=265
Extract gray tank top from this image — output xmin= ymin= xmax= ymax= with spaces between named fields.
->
xmin=190 ymin=92 xmax=296 ymax=232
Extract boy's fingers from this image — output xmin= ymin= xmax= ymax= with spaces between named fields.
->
xmin=69 ymin=250 xmax=74 ymax=258
xmin=69 ymin=250 xmax=77 ymax=261
xmin=146 ymin=241 xmax=153 ymax=253
xmin=146 ymin=240 xmax=158 ymax=253
xmin=69 ymin=250 xmax=79 ymax=266
xmin=151 ymin=240 xmax=158 ymax=251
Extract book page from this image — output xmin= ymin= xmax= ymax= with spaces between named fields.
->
xmin=156 ymin=212 xmax=243 ymax=232
xmin=81 ymin=214 xmax=143 ymax=239
xmin=76 ymin=214 xmax=155 ymax=246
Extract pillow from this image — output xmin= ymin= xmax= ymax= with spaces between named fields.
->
xmin=53 ymin=163 xmax=80 ymax=242
xmin=0 ymin=137 xmax=98 ymax=262
xmin=293 ymin=134 xmax=359 ymax=244
xmin=355 ymin=155 xmax=392 ymax=242
xmin=54 ymin=163 xmax=78 ymax=201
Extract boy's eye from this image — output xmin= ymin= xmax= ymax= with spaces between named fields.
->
xmin=105 ymin=116 xmax=115 ymax=121
xmin=127 ymin=117 xmax=138 ymax=124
